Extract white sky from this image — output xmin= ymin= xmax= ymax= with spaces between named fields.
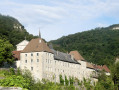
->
xmin=0 ymin=0 xmax=119 ymax=41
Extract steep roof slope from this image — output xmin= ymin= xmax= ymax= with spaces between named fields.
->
xmin=21 ymin=38 xmax=52 ymax=53
xmin=51 ymin=49 xmax=80 ymax=64
xmin=69 ymin=51 xmax=85 ymax=61
xmin=86 ymin=62 xmax=94 ymax=69
xmin=12 ymin=51 xmax=21 ymax=60
xmin=102 ymin=65 xmax=110 ymax=72
xmin=16 ymin=40 xmax=29 ymax=46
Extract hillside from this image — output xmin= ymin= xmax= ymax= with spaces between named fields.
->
xmin=50 ymin=25 xmax=119 ymax=65
xmin=0 ymin=14 xmax=38 ymax=47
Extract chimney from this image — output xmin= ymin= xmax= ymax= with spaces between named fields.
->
xmin=39 ymin=39 xmax=42 ymax=43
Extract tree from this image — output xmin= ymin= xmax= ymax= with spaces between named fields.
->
xmin=65 ymin=75 xmax=69 ymax=85
xmin=59 ymin=75 xmax=64 ymax=85
xmin=0 ymin=38 xmax=14 ymax=66
xmin=111 ymin=62 xmax=119 ymax=89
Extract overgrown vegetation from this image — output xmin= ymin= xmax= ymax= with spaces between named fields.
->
xmin=50 ymin=26 xmax=119 ymax=65
xmin=0 ymin=63 xmax=119 ymax=90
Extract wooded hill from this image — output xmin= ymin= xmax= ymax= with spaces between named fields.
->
xmin=50 ymin=25 xmax=119 ymax=65
xmin=0 ymin=14 xmax=38 ymax=47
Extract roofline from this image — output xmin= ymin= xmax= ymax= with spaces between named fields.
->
xmin=86 ymin=67 xmax=95 ymax=70
xmin=54 ymin=59 xmax=81 ymax=65
xmin=16 ymin=40 xmax=29 ymax=46
xmin=21 ymin=51 xmax=53 ymax=53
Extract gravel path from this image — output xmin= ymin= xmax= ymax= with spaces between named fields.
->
xmin=0 ymin=87 xmax=22 ymax=90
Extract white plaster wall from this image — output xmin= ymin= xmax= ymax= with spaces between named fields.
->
xmin=78 ymin=60 xmax=87 ymax=81
xmin=20 ymin=52 xmax=44 ymax=81
xmin=85 ymin=68 xmax=95 ymax=79
xmin=15 ymin=61 xmax=20 ymax=68
xmin=17 ymin=46 xmax=26 ymax=51
xmin=20 ymin=52 xmax=96 ymax=83
xmin=16 ymin=40 xmax=29 ymax=51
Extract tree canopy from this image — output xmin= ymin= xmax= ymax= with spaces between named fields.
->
xmin=0 ymin=14 xmax=38 ymax=47
xmin=0 ymin=38 xmax=14 ymax=66
xmin=50 ymin=26 xmax=119 ymax=65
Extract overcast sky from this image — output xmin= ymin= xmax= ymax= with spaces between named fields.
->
xmin=0 ymin=0 xmax=119 ymax=41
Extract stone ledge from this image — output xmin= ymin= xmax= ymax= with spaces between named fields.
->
xmin=0 ymin=86 xmax=22 ymax=90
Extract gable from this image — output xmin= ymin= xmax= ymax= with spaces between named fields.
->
xmin=16 ymin=40 xmax=29 ymax=46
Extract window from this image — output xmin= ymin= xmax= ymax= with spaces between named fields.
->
xmin=31 ymin=67 xmax=33 ymax=71
xmin=31 ymin=59 xmax=33 ymax=63
xmin=37 ymin=59 xmax=39 ymax=62
xmin=25 ymin=60 xmax=27 ymax=63
xmin=31 ymin=53 xmax=33 ymax=56
xmin=37 ymin=53 xmax=39 ymax=56
xmin=25 ymin=54 xmax=27 ymax=57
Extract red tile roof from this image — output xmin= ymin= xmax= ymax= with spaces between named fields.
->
xmin=69 ymin=51 xmax=85 ymax=61
xmin=86 ymin=62 xmax=94 ymax=69
xmin=102 ymin=65 xmax=110 ymax=72
xmin=12 ymin=51 xmax=21 ymax=60
xmin=21 ymin=38 xmax=52 ymax=53
xmin=93 ymin=64 xmax=110 ymax=72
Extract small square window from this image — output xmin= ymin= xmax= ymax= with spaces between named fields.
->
xmin=31 ymin=67 xmax=33 ymax=71
xmin=25 ymin=60 xmax=27 ymax=63
xmin=31 ymin=59 xmax=33 ymax=62
xmin=37 ymin=59 xmax=39 ymax=62
xmin=37 ymin=53 xmax=39 ymax=56
xmin=25 ymin=54 xmax=27 ymax=57
xmin=31 ymin=53 xmax=33 ymax=56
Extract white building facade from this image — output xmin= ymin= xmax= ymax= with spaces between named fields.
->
xmin=17 ymin=38 xmax=110 ymax=83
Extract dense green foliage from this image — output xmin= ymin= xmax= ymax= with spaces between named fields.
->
xmin=111 ymin=62 xmax=119 ymax=88
xmin=0 ymin=14 xmax=38 ymax=46
xmin=0 ymin=64 xmax=119 ymax=90
xmin=59 ymin=75 xmax=64 ymax=85
xmin=0 ymin=75 xmax=30 ymax=88
xmin=50 ymin=26 xmax=119 ymax=65
xmin=0 ymin=38 xmax=14 ymax=66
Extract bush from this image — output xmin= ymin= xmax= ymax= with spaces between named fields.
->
xmin=0 ymin=75 xmax=30 ymax=88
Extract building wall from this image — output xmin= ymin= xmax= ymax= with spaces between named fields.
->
xmin=85 ymin=68 xmax=95 ymax=79
xmin=16 ymin=40 xmax=29 ymax=51
xmin=15 ymin=61 xmax=20 ymax=68
xmin=20 ymin=52 xmax=82 ymax=83
xmin=20 ymin=52 xmax=44 ymax=81
xmin=78 ymin=60 xmax=87 ymax=80
xmin=42 ymin=52 xmax=80 ymax=83
xmin=20 ymin=52 xmax=100 ymax=83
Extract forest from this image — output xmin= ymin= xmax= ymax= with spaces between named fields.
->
xmin=50 ymin=26 xmax=119 ymax=66
xmin=0 ymin=14 xmax=38 ymax=47
xmin=0 ymin=14 xmax=119 ymax=90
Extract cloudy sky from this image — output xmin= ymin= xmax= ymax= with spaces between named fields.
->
xmin=0 ymin=0 xmax=119 ymax=41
